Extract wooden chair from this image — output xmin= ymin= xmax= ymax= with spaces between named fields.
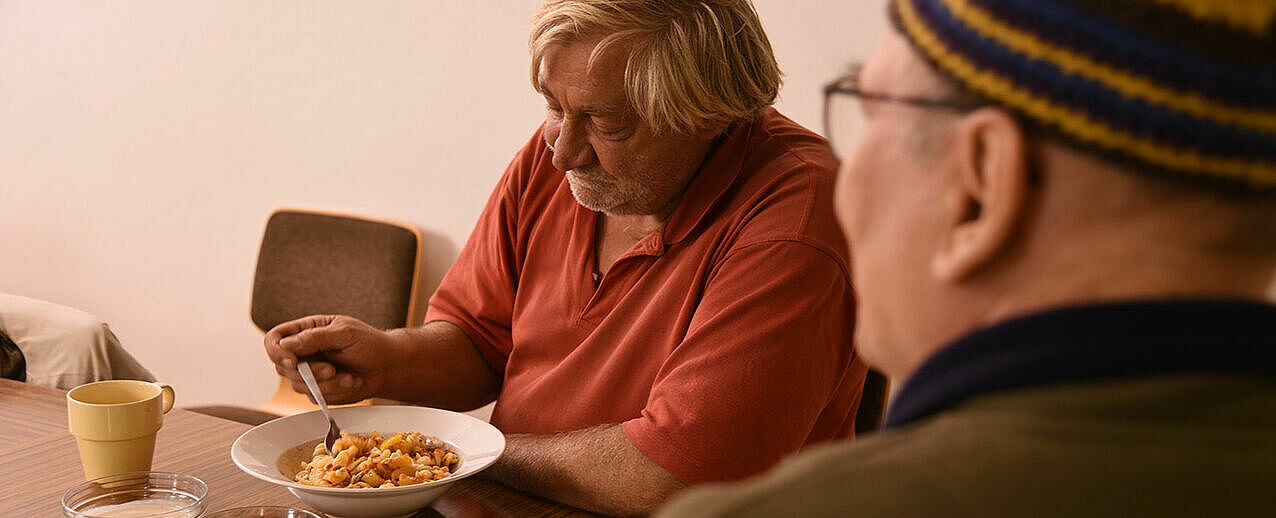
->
xmin=187 ymin=208 xmax=423 ymax=425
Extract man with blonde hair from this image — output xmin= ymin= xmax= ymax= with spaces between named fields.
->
xmin=264 ymin=1 xmax=867 ymax=514
xmin=660 ymin=0 xmax=1276 ymax=515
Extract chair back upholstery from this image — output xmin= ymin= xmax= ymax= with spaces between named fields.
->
xmin=251 ymin=209 xmax=423 ymax=331
xmin=187 ymin=209 xmax=423 ymax=425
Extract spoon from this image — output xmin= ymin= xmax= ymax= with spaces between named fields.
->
xmin=296 ymin=361 xmax=343 ymax=456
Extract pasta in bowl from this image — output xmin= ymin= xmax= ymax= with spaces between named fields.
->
xmin=290 ymin=431 xmax=459 ymax=488
xmin=231 ymin=406 xmax=504 ymax=518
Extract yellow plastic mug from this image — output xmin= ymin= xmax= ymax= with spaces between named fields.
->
xmin=66 ymin=380 xmax=175 ymax=480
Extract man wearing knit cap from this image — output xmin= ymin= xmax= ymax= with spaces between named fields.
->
xmin=658 ymin=0 xmax=1276 ymax=515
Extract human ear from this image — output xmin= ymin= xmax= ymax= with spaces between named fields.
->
xmin=931 ymin=108 xmax=1030 ymax=282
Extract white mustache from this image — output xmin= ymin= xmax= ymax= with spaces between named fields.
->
xmin=566 ymin=168 xmax=614 ymax=184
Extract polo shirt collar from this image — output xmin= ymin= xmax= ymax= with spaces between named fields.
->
xmin=660 ymin=111 xmax=761 ymax=245
xmin=884 ymin=299 xmax=1276 ymax=428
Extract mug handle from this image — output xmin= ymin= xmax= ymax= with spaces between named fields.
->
xmin=157 ymin=383 xmax=175 ymax=413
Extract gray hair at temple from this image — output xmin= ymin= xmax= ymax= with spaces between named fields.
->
xmin=530 ymin=0 xmax=782 ymax=135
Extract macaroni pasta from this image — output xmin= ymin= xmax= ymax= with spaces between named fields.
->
xmin=294 ymin=431 xmax=459 ymax=488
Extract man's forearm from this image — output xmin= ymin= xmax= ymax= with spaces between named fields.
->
xmin=381 ymin=321 xmax=500 ymax=410
xmin=480 ymin=424 xmax=686 ymax=517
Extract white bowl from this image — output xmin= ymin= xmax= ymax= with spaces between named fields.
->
xmin=231 ymin=406 xmax=504 ymax=518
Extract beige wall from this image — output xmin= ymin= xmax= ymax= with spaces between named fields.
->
xmin=0 ymin=1 xmax=885 ymax=408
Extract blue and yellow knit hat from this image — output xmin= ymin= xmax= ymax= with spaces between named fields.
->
xmin=890 ymin=0 xmax=1276 ymax=190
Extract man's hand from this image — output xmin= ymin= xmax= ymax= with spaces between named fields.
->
xmin=264 ymin=316 xmax=501 ymax=410
xmin=481 ymin=424 xmax=686 ymax=516
xmin=264 ymin=315 xmax=396 ymax=404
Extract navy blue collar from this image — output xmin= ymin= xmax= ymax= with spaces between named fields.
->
xmin=885 ymin=299 xmax=1276 ymax=428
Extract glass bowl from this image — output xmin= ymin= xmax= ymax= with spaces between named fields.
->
xmin=204 ymin=506 xmax=322 ymax=518
xmin=61 ymin=471 xmax=208 ymax=518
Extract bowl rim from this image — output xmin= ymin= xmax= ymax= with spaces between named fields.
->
xmin=230 ymin=405 xmax=504 ymax=496
xmin=201 ymin=505 xmax=322 ymax=518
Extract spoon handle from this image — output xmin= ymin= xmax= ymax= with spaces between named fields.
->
xmin=297 ymin=361 xmax=333 ymax=418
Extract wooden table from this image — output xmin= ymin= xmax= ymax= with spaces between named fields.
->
xmin=0 ymin=379 xmax=595 ymax=517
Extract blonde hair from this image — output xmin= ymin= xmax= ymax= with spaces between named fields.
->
xmin=530 ymin=0 xmax=782 ymax=134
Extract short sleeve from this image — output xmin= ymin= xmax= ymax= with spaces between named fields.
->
xmin=425 ymin=132 xmax=546 ymax=376
xmin=622 ymin=240 xmax=860 ymax=484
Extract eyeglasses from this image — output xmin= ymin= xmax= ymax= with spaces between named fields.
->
xmin=822 ymin=62 xmax=980 ymax=160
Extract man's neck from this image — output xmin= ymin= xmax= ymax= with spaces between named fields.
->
xmin=594 ymin=213 xmax=665 ymax=277
xmin=606 ymin=213 xmax=665 ymax=237
xmin=897 ymin=225 xmax=1276 ymax=383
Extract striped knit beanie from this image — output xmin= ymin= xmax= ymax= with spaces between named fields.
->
xmin=890 ymin=0 xmax=1276 ymax=190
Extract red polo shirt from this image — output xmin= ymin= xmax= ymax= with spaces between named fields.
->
xmin=425 ymin=108 xmax=866 ymax=484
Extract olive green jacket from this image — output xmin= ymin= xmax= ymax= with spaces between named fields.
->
xmin=658 ymin=374 xmax=1276 ymax=517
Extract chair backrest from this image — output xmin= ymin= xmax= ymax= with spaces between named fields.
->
xmin=250 ymin=208 xmax=423 ymax=418
xmin=251 ymin=208 xmax=424 ymax=331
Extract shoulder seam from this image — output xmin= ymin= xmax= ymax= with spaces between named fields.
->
xmin=720 ymin=238 xmax=852 ymax=285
